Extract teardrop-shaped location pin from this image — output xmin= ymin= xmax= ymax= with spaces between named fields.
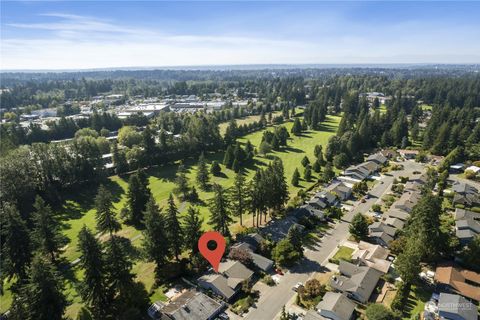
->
xmin=198 ymin=231 xmax=226 ymax=272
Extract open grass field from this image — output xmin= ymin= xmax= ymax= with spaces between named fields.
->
xmin=1 ymin=115 xmax=341 ymax=317
xmin=218 ymin=111 xmax=282 ymax=135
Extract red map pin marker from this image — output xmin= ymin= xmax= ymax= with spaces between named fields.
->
xmin=198 ymin=231 xmax=226 ymax=272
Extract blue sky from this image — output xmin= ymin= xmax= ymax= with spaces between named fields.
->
xmin=1 ymin=1 xmax=480 ymax=69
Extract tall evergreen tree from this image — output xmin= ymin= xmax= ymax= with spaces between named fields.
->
xmin=196 ymin=152 xmax=210 ymax=190
xmin=223 ymin=145 xmax=235 ymax=169
xmin=291 ymin=168 xmax=300 ymax=187
xmin=142 ymin=197 xmax=170 ymax=278
xmin=210 ymin=160 xmax=222 ymax=176
xmin=126 ymin=170 xmax=151 ymax=225
xmin=104 ymin=236 xmax=134 ymax=304
xmin=77 ymin=226 xmax=110 ymax=319
xmin=0 ymin=203 xmax=32 ymax=281
xmin=304 ymin=165 xmax=312 ymax=181
xmin=231 ymin=171 xmax=247 ymax=225
xmin=183 ymin=206 xmax=203 ymax=255
xmin=11 ymin=255 xmax=68 ymax=320
xmin=174 ymin=164 xmax=190 ymax=200
xmin=31 ymin=196 xmax=67 ymax=263
xmin=209 ymin=184 xmax=233 ymax=238
xmin=95 ymin=185 xmax=120 ymax=237
xmin=165 ymin=194 xmax=183 ymax=262
xmin=291 ymin=117 xmax=302 ymax=136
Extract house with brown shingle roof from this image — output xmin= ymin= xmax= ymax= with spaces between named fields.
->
xmin=434 ymin=263 xmax=480 ymax=302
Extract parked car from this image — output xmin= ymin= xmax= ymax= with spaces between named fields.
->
xmin=217 ymin=312 xmax=229 ymax=320
xmin=275 ymin=268 xmax=284 ymax=275
xmin=292 ymin=282 xmax=304 ymax=292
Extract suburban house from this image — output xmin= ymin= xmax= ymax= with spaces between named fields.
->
xmin=313 ymin=190 xmax=339 ymax=207
xmin=295 ymin=204 xmax=326 ymax=221
xmin=366 ymin=153 xmax=388 ymax=166
xmin=351 ymin=241 xmax=392 ymax=274
xmin=452 ymin=182 xmax=480 ymax=207
xmin=197 ymin=260 xmax=254 ymax=301
xmin=315 ymin=292 xmax=356 ymax=320
xmin=380 ymin=149 xmax=398 ymax=159
xmin=330 ymin=261 xmax=382 ymax=303
xmin=384 ymin=217 xmax=405 ymax=230
xmin=434 ymin=263 xmax=480 ymax=302
xmin=385 ymin=208 xmax=410 ymax=222
xmin=393 ymin=191 xmax=422 ymax=213
xmin=438 ymin=293 xmax=477 ymax=320
xmin=368 ymin=222 xmax=397 ymax=247
xmin=147 ymin=289 xmax=225 ymax=320
xmin=260 ymin=216 xmax=305 ymax=242
xmin=237 ymin=233 xmax=265 ymax=249
xmin=308 ymin=197 xmax=328 ymax=210
xmin=326 ymin=181 xmax=353 ymax=201
xmin=398 ymin=149 xmax=419 ymax=160
xmin=230 ymin=242 xmax=274 ymax=272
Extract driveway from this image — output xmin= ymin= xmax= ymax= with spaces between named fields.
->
xmin=244 ymin=160 xmax=424 ymax=320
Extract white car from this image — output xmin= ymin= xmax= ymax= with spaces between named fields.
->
xmin=292 ymin=282 xmax=304 ymax=292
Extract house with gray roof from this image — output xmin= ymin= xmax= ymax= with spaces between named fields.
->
xmin=315 ymin=292 xmax=355 ymax=320
xmin=326 ymin=181 xmax=352 ymax=201
xmin=313 ymin=190 xmax=338 ymax=206
xmin=260 ymin=216 xmax=305 ymax=242
xmin=454 ymin=208 xmax=480 ymax=245
xmin=147 ymin=289 xmax=225 ymax=320
xmin=237 ymin=233 xmax=265 ymax=250
xmin=385 ymin=217 xmax=405 ymax=230
xmin=230 ymin=242 xmax=274 ymax=272
xmin=366 ymin=153 xmax=388 ymax=166
xmin=197 ymin=260 xmax=254 ymax=301
xmin=452 ymin=182 xmax=480 ymax=207
xmin=438 ymin=293 xmax=477 ymax=320
xmin=368 ymin=222 xmax=397 ymax=247
xmin=386 ymin=208 xmax=410 ymax=221
xmin=393 ymin=191 xmax=421 ymax=213
xmin=295 ymin=204 xmax=326 ymax=221
xmin=330 ymin=261 xmax=382 ymax=303
xmin=308 ymin=197 xmax=328 ymax=210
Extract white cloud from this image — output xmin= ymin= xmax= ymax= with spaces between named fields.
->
xmin=2 ymin=12 xmax=479 ymax=70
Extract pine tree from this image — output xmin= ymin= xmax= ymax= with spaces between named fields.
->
xmin=112 ymin=143 xmax=128 ymax=174
xmin=183 ymin=206 xmax=203 ymax=255
xmin=77 ymin=226 xmax=110 ymax=319
xmin=165 ymin=194 xmax=183 ymax=262
xmin=174 ymin=164 xmax=190 ymax=200
xmin=143 ymin=197 xmax=170 ymax=278
xmin=104 ymin=236 xmax=134 ymax=302
xmin=301 ymin=156 xmax=310 ymax=167
xmin=312 ymin=159 xmax=321 ymax=173
xmin=210 ymin=160 xmax=222 ymax=176
xmin=223 ymin=145 xmax=235 ymax=168
xmin=259 ymin=141 xmax=272 ymax=155
xmin=196 ymin=152 xmax=210 ymax=190
xmin=271 ymin=159 xmax=289 ymax=211
xmin=142 ymin=126 xmax=157 ymax=165
xmin=291 ymin=118 xmax=302 ymax=136
xmin=11 ymin=255 xmax=67 ymax=320
xmin=209 ymin=184 xmax=233 ymax=238
xmin=287 ymin=225 xmax=303 ymax=255
xmin=126 ymin=170 xmax=151 ymax=225
xmin=291 ymin=168 xmax=300 ymax=187
xmin=322 ymin=161 xmax=335 ymax=182
xmin=95 ymin=185 xmax=121 ymax=236
xmin=0 ymin=203 xmax=32 ymax=281
xmin=31 ymin=196 xmax=67 ymax=263
xmin=349 ymin=213 xmax=369 ymax=241
xmin=232 ymin=158 xmax=240 ymax=173
xmin=231 ymin=171 xmax=247 ymax=225
xmin=304 ymin=165 xmax=312 ymax=181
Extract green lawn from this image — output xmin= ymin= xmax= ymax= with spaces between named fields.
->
xmin=402 ymin=284 xmax=432 ymax=319
xmin=331 ymin=246 xmax=354 ymax=264
xmin=1 ymin=115 xmax=341 ymax=317
xmin=218 ymin=111 xmax=282 ymax=135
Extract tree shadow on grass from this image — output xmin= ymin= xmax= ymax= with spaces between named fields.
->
xmin=280 ymin=146 xmax=304 ymax=153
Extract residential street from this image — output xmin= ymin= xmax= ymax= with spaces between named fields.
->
xmin=244 ymin=160 xmax=425 ymax=320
